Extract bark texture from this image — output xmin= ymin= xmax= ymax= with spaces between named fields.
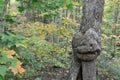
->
xmin=72 ymin=28 xmax=101 ymax=61
xmin=67 ymin=0 xmax=104 ymax=80
xmin=80 ymin=0 xmax=104 ymax=35
xmin=82 ymin=61 xmax=96 ymax=80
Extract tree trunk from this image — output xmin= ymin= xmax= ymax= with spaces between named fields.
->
xmin=67 ymin=0 xmax=104 ymax=80
xmin=82 ymin=61 xmax=96 ymax=80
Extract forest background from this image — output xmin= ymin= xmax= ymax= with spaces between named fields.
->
xmin=0 ymin=0 xmax=120 ymax=80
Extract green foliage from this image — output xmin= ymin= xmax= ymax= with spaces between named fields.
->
xmin=15 ymin=21 xmax=74 ymax=68
xmin=0 ymin=0 xmax=26 ymax=79
xmin=98 ymin=0 xmax=120 ymax=80
xmin=5 ymin=15 xmax=16 ymax=24
xmin=16 ymin=0 xmax=74 ymax=18
xmin=98 ymin=52 xmax=120 ymax=80
xmin=0 ymin=65 xmax=7 ymax=78
xmin=0 ymin=49 xmax=21 ymax=79
xmin=0 ymin=31 xmax=27 ymax=53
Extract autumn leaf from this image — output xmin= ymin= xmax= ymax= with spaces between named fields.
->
xmin=8 ymin=27 xmax=16 ymax=31
xmin=39 ymin=32 xmax=46 ymax=40
xmin=5 ymin=50 xmax=16 ymax=59
xmin=113 ymin=24 xmax=120 ymax=27
xmin=110 ymin=35 xmax=117 ymax=39
xmin=16 ymin=62 xmax=25 ymax=74
xmin=9 ymin=62 xmax=25 ymax=75
xmin=115 ymin=24 xmax=120 ymax=26
xmin=9 ymin=67 xmax=18 ymax=75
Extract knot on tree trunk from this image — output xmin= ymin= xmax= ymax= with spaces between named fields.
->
xmin=72 ymin=28 xmax=101 ymax=62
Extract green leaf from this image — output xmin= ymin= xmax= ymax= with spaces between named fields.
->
xmin=5 ymin=15 xmax=15 ymax=23
xmin=66 ymin=3 xmax=74 ymax=10
xmin=32 ymin=0 xmax=38 ymax=3
xmin=0 ymin=76 xmax=4 ymax=80
xmin=10 ymin=59 xmax=18 ymax=68
xmin=0 ymin=53 xmax=10 ymax=64
xmin=18 ymin=6 xmax=25 ymax=12
xmin=0 ymin=65 xmax=8 ymax=77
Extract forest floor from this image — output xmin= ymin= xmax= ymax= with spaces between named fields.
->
xmin=24 ymin=67 xmax=69 ymax=80
xmin=38 ymin=67 xmax=68 ymax=80
xmin=23 ymin=66 xmax=111 ymax=80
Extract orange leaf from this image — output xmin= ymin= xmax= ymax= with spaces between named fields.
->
xmin=5 ymin=50 xmax=16 ymax=59
xmin=9 ymin=62 xmax=25 ymax=75
xmin=9 ymin=67 xmax=18 ymax=75
xmin=17 ymin=63 xmax=26 ymax=74
xmin=8 ymin=27 xmax=16 ymax=31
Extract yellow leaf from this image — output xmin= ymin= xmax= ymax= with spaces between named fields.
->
xmin=110 ymin=35 xmax=117 ymax=39
xmin=39 ymin=33 xmax=46 ymax=40
xmin=16 ymin=44 xmax=27 ymax=48
xmin=8 ymin=27 xmax=16 ymax=31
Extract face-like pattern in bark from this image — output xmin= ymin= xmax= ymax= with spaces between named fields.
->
xmin=72 ymin=28 xmax=101 ymax=61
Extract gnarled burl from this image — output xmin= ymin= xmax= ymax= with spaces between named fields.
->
xmin=72 ymin=28 xmax=101 ymax=61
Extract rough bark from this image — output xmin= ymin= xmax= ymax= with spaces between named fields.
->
xmin=80 ymin=0 xmax=104 ymax=35
xmin=72 ymin=28 xmax=101 ymax=61
xmin=67 ymin=0 xmax=104 ymax=80
xmin=82 ymin=61 xmax=96 ymax=80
